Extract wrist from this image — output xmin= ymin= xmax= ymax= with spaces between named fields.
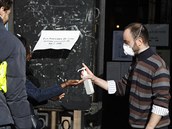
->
xmin=91 ymin=75 xmax=96 ymax=83
xmin=61 ymin=82 xmax=67 ymax=88
xmin=146 ymin=127 xmax=154 ymax=129
xmin=146 ymin=124 xmax=155 ymax=129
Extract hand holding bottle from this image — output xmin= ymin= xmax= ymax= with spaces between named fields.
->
xmin=81 ymin=63 xmax=95 ymax=81
xmin=78 ymin=63 xmax=94 ymax=95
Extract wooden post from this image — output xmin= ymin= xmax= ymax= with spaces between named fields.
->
xmin=51 ymin=111 xmax=57 ymax=129
xmin=73 ymin=110 xmax=81 ymax=129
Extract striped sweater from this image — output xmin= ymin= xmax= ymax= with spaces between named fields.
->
xmin=116 ymin=48 xmax=171 ymax=128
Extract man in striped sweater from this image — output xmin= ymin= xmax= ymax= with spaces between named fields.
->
xmin=81 ymin=23 xmax=171 ymax=129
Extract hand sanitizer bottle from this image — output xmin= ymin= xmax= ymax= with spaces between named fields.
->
xmin=78 ymin=68 xmax=94 ymax=95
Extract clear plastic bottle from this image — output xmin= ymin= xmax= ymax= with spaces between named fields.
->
xmin=78 ymin=68 xmax=94 ymax=95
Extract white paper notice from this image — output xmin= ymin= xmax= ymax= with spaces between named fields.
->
xmin=33 ymin=30 xmax=80 ymax=51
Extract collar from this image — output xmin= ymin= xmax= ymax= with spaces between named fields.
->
xmin=0 ymin=17 xmax=3 ymax=24
xmin=135 ymin=47 xmax=155 ymax=61
xmin=0 ymin=17 xmax=4 ymax=26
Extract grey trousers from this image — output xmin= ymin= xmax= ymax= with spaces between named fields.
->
xmin=0 ymin=125 xmax=11 ymax=129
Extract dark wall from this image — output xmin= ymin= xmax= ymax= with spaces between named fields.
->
xmin=13 ymin=0 xmax=96 ymax=110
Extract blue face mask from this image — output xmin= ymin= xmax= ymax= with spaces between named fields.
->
xmin=123 ymin=43 xmax=135 ymax=56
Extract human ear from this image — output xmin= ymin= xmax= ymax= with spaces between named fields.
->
xmin=136 ymin=37 xmax=143 ymax=46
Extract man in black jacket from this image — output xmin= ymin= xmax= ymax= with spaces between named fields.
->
xmin=0 ymin=0 xmax=32 ymax=129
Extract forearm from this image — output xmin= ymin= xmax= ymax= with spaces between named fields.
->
xmin=146 ymin=104 xmax=169 ymax=129
xmin=146 ymin=113 xmax=161 ymax=129
xmin=37 ymin=85 xmax=64 ymax=102
xmin=60 ymin=82 xmax=67 ymax=88
xmin=92 ymin=76 xmax=108 ymax=91
xmin=27 ymin=80 xmax=64 ymax=103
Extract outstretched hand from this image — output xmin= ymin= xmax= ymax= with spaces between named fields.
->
xmin=61 ymin=79 xmax=83 ymax=88
xmin=51 ymin=93 xmax=65 ymax=101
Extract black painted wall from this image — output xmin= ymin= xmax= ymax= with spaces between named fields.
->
xmin=13 ymin=0 xmax=96 ymax=110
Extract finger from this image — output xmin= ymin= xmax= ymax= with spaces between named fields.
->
xmin=82 ymin=63 xmax=87 ymax=68
xmin=59 ymin=95 xmax=65 ymax=100
xmin=82 ymin=63 xmax=92 ymax=74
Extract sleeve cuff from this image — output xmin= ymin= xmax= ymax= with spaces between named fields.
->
xmin=107 ymin=80 xmax=116 ymax=94
xmin=152 ymin=104 xmax=169 ymax=116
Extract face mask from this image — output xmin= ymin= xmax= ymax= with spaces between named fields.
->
xmin=123 ymin=43 xmax=135 ymax=56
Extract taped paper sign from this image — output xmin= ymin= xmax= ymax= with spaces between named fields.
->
xmin=33 ymin=30 xmax=80 ymax=51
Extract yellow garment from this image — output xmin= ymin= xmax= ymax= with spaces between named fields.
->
xmin=0 ymin=61 xmax=7 ymax=93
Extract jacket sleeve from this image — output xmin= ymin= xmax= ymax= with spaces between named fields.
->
xmin=26 ymin=79 xmax=65 ymax=103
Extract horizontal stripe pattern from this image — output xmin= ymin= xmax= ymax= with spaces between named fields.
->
xmin=116 ymin=48 xmax=170 ymax=128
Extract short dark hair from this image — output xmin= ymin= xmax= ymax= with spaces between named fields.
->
xmin=125 ymin=22 xmax=149 ymax=44
xmin=0 ymin=0 xmax=13 ymax=10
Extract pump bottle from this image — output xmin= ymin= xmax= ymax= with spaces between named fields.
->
xmin=78 ymin=68 xmax=94 ymax=95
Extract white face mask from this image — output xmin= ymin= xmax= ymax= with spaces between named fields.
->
xmin=123 ymin=43 xmax=135 ymax=56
